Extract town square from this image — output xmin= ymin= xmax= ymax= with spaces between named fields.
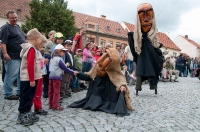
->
xmin=0 ymin=0 xmax=200 ymax=131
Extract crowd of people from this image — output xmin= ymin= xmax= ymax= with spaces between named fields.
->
xmin=0 ymin=10 xmax=135 ymax=126
xmin=161 ymin=53 xmax=200 ymax=82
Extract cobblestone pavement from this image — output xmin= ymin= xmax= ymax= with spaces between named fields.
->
xmin=0 ymin=76 xmax=200 ymax=132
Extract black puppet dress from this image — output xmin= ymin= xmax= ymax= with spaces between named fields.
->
xmin=68 ymin=73 xmax=130 ymax=116
xmin=128 ymin=32 xmax=163 ymax=86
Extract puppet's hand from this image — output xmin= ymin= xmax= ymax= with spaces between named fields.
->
xmin=74 ymin=71 xmax=79 ymax=76
xmin=120 ymin=86 xmax=127 ymax=92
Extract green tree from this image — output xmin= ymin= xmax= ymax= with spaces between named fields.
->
xmin=21 ymin=0 xmax=76 ymax=39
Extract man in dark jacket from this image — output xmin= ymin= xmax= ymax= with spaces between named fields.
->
xmin=128 ymin=3 xmax=163 ymax=95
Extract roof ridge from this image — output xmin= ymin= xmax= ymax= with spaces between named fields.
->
xmin=73 ymin=11 xmax=121 ymax=24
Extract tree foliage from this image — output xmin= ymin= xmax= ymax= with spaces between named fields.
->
xmin=21 ymin=0 xmax=76 ymax=39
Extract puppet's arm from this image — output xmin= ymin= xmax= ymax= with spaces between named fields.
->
xmin=76 ymin=72 xmax=91 ymax=81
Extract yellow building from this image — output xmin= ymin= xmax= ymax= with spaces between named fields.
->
xmin=73 ymin=12 xmax=128 ymax=48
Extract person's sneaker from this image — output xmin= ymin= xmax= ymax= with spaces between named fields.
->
xmin=4 ymin=95 xmax=19 ymax=100
xmin=16 ymin=113 xmax=33 ymax=126
xmin=34 ymin=109 xmax=48 ymax=115
xmin=16 ymin=94 xmax=20 ymax=97
xmin=29 ymin=111 xmax=39 ymax=122
xmin=52 ymin=106 xmax=64 ymax=111
xmin=79 ymin=83 xmax=87 ymax=90
xmin=43 ymin=94 xmax=48 ymax=98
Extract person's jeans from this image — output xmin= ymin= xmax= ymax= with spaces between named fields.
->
xmin=190 ymin=70 xmax=194 ymax=77
xmin=3 ymin=59 xmax=21 ymax=98
xmin=82 ymin=62 xmax=92 ymax=72
xmin=125 ymin=60 xmax=133 ymax=73
xmin=18 ymin=80 xmax=38 ymax=113
xmin=183 ymin=66 xmax=188 ymax=77
xmin=179 ymin=65 xmax=184 ymax=77
xmin=72 ymin=75 xmax=79 ymax=89
xmin=48 ymin=79 xmax=61 ymax=109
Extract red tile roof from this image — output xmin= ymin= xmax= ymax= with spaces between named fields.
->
xmin=123 ymin=21 xmax=135 ymax=32
xmin=123 ymin=21 xmax=181 ymax=51
xmin=181 ymin=36 xmax=200 ymax=49
xmin=73 ymin=12 xmax=128 ymax=38
xmin=157 ymin=32 xmax=181 ymax=51
xmin=0 ymin=0 xmax=30 ymax=20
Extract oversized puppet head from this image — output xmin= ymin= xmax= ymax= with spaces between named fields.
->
xmin=137 ymin=3 xmax=153 ymax=33
xmin=96 ymin=52 xmax=111 ymax=77
xmin=133 ymin=3 xmax=160 ymax=55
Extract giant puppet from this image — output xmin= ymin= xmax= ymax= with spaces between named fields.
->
xmin=128 ymin=3 xmax=164 ymax=96
xmin=69 ymin=48 xmax=135 ymax=116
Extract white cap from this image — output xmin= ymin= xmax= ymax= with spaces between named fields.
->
xmin=54 ymin=44 xmax=67 ymax=51
xmin=64 ymin=40 xmax=73 ymax=44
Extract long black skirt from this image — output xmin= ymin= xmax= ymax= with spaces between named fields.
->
xmin=68 ymin=76 xmax=130 ymax=116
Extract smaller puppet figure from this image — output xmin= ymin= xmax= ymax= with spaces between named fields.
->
xmin=69 ymin=48 xmax=135 ymax=116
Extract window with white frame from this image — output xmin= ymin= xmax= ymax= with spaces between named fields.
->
xmin=87 ymin=37 xmax=95 ymax=43
xmin=109 ymin=41 xmax=113 ymax=47
xmin=100 ymin=39 xmax=106 ymax=47
xmin=88 ymin=24 xmax=95 ymax=29
xmin=173 ymin=52 xmax=177 ymax=57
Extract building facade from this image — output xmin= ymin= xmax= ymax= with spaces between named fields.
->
xmin=73 ymin=12 xmax=128 ymax=48
xmin=174 ymin=35 xmax=200 ymax=58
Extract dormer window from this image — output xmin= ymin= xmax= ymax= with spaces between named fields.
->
xmin=88 ymin=24 xmax=95 ymax=29
xmin=117 ymin=28 xmax=121 ymax=32
xmin=106 ymin=26 xmax=110 ymax=30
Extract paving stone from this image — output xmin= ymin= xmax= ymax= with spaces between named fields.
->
xmin=0 ymin=76 xmax=200 ymax=131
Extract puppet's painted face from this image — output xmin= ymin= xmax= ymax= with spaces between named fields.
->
xmin=138 ymin=3 xmax=153 ymax=33
xmin=97 ymin=55 xmax=111 ymax=77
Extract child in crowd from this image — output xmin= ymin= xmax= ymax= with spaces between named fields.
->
xmin=49 ymin=44 xmax=75 ymax=111
xmin=91 ymin=51 xmax=96 ymax=66
xmin=73 ymin=49 xmax=83 ymax=92
xmin=32 ymin=35 xmax=48 ymax=115
xmin=73 ymin=49 xmax=87 ymax=90
xmin=60 ymin=40 xmax=73 ymax=98
xmin=50 ymin=32 xmax=64 ymax=57
xmin=121 ymin=65 xmax=136 ymax=86
xmin=94 ymin=49 xmax=101 ymax=61
xmin=17 ymin=28 xmax=42 ymax=126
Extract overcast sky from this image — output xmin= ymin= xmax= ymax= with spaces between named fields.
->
xmin=67 ymin=0 xmax=200 ymax=44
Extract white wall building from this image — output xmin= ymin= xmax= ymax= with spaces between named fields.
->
xmin=173 ymin=35 xmax=200 ymax=58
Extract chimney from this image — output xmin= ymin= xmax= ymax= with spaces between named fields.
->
xmin=100 ymin=15 xmax=106 ymax=19
xmin=185 ymin=35 xmax=188 ymax=38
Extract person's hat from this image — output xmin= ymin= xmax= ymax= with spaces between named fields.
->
xmin=98 ymin=45 xmax=102 ymax=48
xmin=76 ymin=49 xmax=82 ymax=52
xmin=54 ymin=32 xmax=64 ymax=38
xmin=64 ymin=40 xmax=73 ymax=45
xmin=54 ymin=44 xmax=67 ymax=51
